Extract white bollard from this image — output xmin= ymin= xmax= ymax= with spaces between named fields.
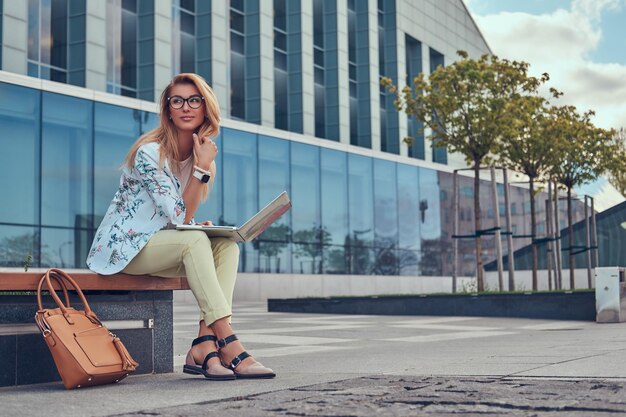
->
xmin=595 ymin=267 xmax=626 ymax=323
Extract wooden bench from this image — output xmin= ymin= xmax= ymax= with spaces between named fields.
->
xmin=0 ymin=271 xmax=190 ymax=291
xmin=0 ymin=269 xmax=190 ymax=387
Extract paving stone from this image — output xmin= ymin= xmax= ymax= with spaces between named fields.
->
xmin=115 ymin=375 xmax=626 ymax=417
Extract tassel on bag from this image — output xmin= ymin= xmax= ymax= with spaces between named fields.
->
xmin=113 ymin=335 xmax=139 ymax=371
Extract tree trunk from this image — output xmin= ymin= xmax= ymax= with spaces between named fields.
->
xmin=568 ymin=186 xmax=575 ymax=289
xmin=529 ymin=177 xmax=538 ymax=291
xmin=473 ymin=161 xmax=484 ymax=291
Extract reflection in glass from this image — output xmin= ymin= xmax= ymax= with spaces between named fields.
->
xmin=348 ymin=154 xmax=373 ymax=244
xmin=256 ymin=136 xmax=290 ymax=272
xmin=41 ymin=227 xmax=92 ymax=268
xmin=293 ymin=243 xmax=322 ymax=274
xmin=94 ymin=103 xmax=140 ymax=218
xmin=373 ymin=159 xmax=398 ymax=246
xmin=41 ymin=92 xmax=93 ymax=228
xmin=0 ymin=83 xmax=40 ymax=225
xmin=291 ymin=143 xmax=321 ymax=241
xmin=222 ymin=128 xmax=257 ymax=226
xmin=0 ymin=226 xmax=40 ymax=267
xmin=222 ymin=129 xmax=257 ymax=272
xmin=321 ymin=149 xmax=348 ymax=246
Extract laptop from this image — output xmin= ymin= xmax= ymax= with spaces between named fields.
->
xmin=175 ymin=191 xmax=291 ymax=242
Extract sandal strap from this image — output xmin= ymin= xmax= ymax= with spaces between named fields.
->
xmin=228 ymin=351 xmax=250 ymax=370
xmin=216 ymin=334 xmax=239 ymax=349
xmin=201 ymin=351 xmax=219 ymax=370
xmin=192 ymin=335 xmax=217 ymax=346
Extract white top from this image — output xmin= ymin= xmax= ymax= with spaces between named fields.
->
xmin=86 ymin=142 xmax=188 ymax=274
xmin=171 ymin=154 xmax=194 ymax=191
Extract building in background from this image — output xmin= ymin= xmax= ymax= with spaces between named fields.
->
xmin=0 ymin=0 xmax=588 ymax=297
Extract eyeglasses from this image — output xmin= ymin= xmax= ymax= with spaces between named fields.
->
xmin=167 ymin=95 xmax=204 ymax=109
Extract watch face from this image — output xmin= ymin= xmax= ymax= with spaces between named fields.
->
xmin=201 ymin=173 xmax=210 ymax=183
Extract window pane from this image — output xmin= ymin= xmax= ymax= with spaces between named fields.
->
xmin=230 ymin=50 xmax=245 ymax=119
xmin=94 ymin=103 xmax=141 ymax=218
xmin=222 ymin=128 xmax=257 ymax=272
xmin=418 ymin=168 xmax=442 ymax=276
xmin=41 ymin=92 xmax=93 ymax=228
xmin=121 ymin=8 xmax=137 ymax=90
xmin=180 ymin=32 xmax=196 ymax=72
xmin=230 ymin=10 xmax=244 ymax=33
xmin=40 ymin=227 xmax=92 ymax=269
xmin=180 ymin=10 xmax=195 ymax=34
xmin=274 ymin=67 xmax=288 ymax=129
xmin=397 ymin=163 xmax=420 ymax=250
xmin=0 ymin=226 xmax=39 ymax=267
xmin=291 ymin=142 xmax=320 ymax=242
xmin=257 ymin=135 xmax=290 ymax=273
xmin=348 ymin=154 xmax=373 ymax=244
xmin=222 ymin=128 xmax=257 ymax=226
xmin=321 ymin=149 xmax=348 ymax=246
xmin=0 ymin=83 xmax=40 ymax=224
xmin=50 ymin=0 xmax=68 ymax=69
xmin=373 ymin=159 xmax=398 ymax=274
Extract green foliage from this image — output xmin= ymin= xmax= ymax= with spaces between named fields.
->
xmin=547 ymin=106 xmax=614 ymax=190
xmin=607 ymin=128 xmax=626 ymax=197
xmin=23 ymin=254 xmax=33 ymax=272
xmin=382 ymin=51 xmax=548 ymax=167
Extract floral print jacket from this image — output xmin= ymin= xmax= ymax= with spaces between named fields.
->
xmin=86 ymin=142 xmax=187 ymax=274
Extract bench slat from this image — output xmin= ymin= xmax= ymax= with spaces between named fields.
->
xmin=0 ymin=272 xmax=190 ymax=291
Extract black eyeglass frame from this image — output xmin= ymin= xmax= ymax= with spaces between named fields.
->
xmin=167 ymin=95 xmax=205 ymax=109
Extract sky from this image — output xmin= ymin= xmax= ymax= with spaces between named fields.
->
xmin=464 ymin=0 xmax=626 ymax=130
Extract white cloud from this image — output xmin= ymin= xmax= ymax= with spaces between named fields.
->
xmin=472 ymin=1 xmax=626 ymax=129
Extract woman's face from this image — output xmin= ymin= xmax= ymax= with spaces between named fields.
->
xmin=167 ymin=83 xmax=205 ymax=133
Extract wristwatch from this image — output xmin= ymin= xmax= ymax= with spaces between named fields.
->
xmin=192 ymin=170 xmax=211 ymax=183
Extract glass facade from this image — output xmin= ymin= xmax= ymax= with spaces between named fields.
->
xmin=106 ymin=0 xmax=154 ymax=100
xmin=170 ymin=0 xmax=211 ymax=82
xmin=378 ymin=0 xmax=398 ymax=154
xmin=172 ymin=0 xmax=197 ymax=75
xmin=313 ymin=0 xmax=339 ymax=141
xmin=0 ymin=0 xmax=3 ymax=68
xmin=273 ymin=0 xmax=302 ymax=133
xmin=229 ymin=0 xmax=260 ymax=124
xmin=0 ymin=80 xmax=589 ymax=276
xmin=347 ymin=0 xmax=371 ymax=148
xmin=27 ymin=0 xmax=86 ymax=86
xmin=429 ymin=47 xmax=447 ymax=164
xmin=405 ymin=34 xmax=424 ymax=160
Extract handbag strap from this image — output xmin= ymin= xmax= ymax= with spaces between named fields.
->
xmin=36 ymin=272 xmax=71 ymax=309
xmin=36 ymin=269 xmax=94 ymax=318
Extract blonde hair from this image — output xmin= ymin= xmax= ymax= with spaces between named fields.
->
xmin=125 ymin=73 xmax=220 ymax=199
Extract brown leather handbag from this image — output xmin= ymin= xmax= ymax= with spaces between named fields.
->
xmin=34 ymin=268 xmax=139 ymax=389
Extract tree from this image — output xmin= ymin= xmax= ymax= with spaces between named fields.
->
xmin=382 ymin=51 xmax=547 ymax=291
xmin=292 ymin=225 xmax=331 ymax=274
xmin=547 ymin=106 xmax=615 ymax=288
xmin=253 ymin=224 xmax=290 ymax=273
xmin=607 ymin=127 xmax=626 ymax=197
xmin=498 ymin=96 xmax=559 ymax=290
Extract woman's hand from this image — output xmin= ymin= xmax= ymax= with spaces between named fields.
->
xmin=193 ymin=133 xmax=218 ymax=170
xmin=197 ymin=220 xmax=214 ymax=226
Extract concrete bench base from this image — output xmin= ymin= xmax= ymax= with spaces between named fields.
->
xmin=0 ymin=289 xmax=174 ymax=387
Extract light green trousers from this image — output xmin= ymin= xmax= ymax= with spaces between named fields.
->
xmin=123 ymin=230 xmax=240 ymax=325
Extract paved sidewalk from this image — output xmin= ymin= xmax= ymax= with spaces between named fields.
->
xmin=2 ymin=301 xmax=626 ymax=416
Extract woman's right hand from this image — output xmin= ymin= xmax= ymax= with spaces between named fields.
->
xmin=193 ymin=133 xmax=218 ymax=170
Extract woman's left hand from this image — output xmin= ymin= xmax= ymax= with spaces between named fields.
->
xmin=198 ymin=220 xmax=214 ymax=226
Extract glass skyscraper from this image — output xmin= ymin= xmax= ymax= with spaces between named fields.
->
xmin=0 ymin=0 xmax=588 ymax=296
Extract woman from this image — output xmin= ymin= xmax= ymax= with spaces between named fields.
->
xmin=87 ymin=73 xmax=275 ymax=380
